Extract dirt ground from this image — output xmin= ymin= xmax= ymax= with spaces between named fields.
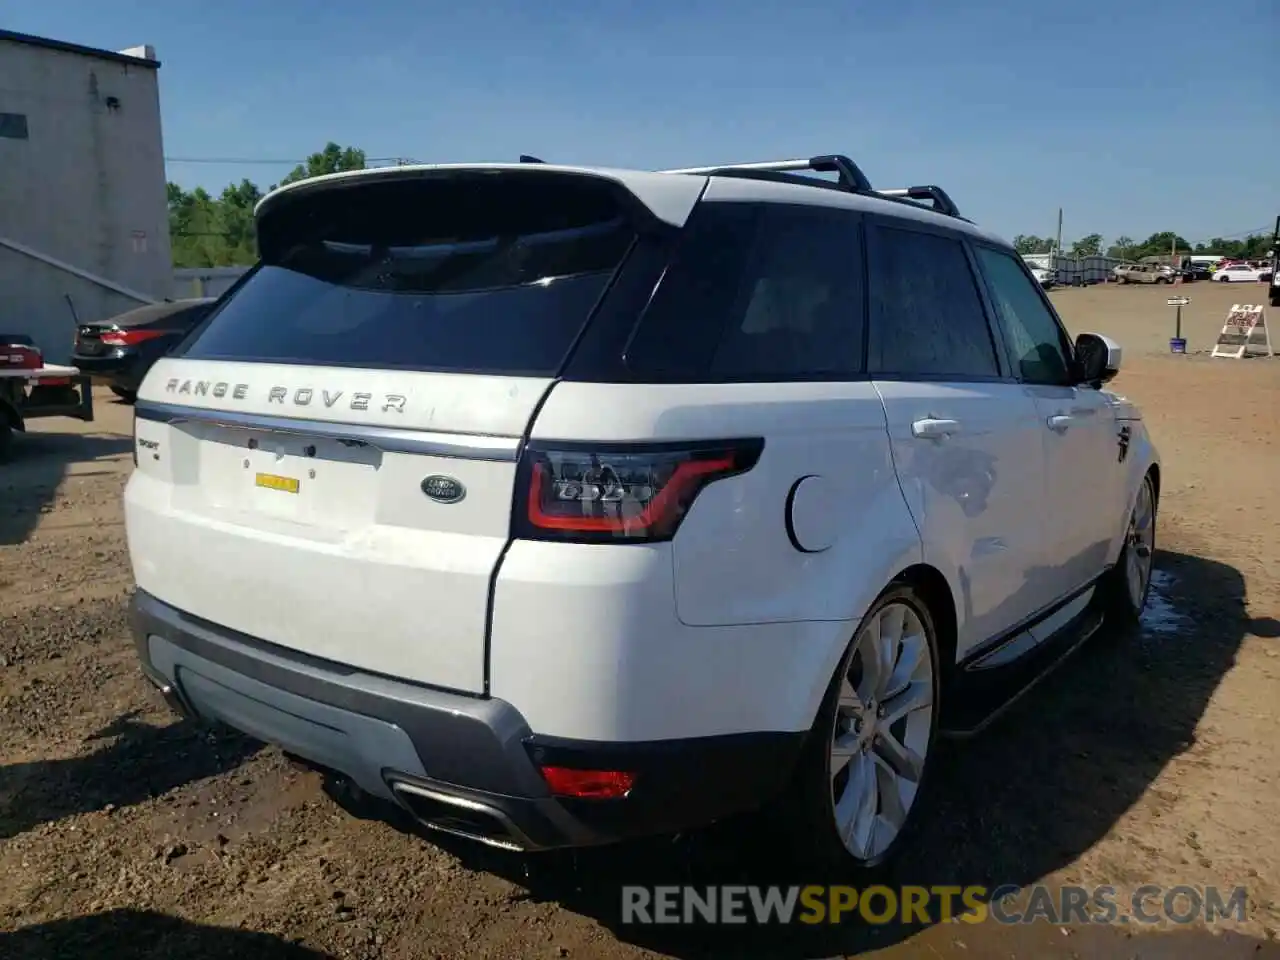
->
xmin=1 ymin=280 xmax=1277 ymax=959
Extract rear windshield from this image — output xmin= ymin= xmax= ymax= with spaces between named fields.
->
xmin=179 ymin=173 xmax=636 ymax=376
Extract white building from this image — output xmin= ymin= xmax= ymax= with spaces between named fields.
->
xmin=0 ymin=29 xmax=171 ymax=361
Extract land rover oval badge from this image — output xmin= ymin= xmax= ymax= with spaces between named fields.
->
xmin=421 ymin=475 xmax=465 ymax=504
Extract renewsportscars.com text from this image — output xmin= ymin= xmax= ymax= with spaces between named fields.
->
xmin=621 ymin=884 xmax=1248 ymax=926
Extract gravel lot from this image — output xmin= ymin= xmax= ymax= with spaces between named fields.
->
xmin=1 ymin=281 xmax=1277 ymax=959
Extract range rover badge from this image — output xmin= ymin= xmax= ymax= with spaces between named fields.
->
xmin=421 ymin=475 xmax=466 ymax=504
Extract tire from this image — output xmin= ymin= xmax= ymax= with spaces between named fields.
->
xmin=0 ymin=418 xmax=12 ymax=460
xmin=110 ymin=387 xmax=138 ymax=404
xmin=1101 ymin=473 xmax=1157 ymax=628
xmin=776 ymin=583 xmax=942 ymax=872
xmin=1270 ymin=292 xmax=1280 ymax=308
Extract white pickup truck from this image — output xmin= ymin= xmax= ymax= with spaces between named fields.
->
xmin=1028 ymin=265 xmax=1057 ymax=288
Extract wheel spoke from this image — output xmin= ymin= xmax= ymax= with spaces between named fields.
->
xmin=885 ymin=629 xmax=925 ymax=698
xmin=856 ymin=616 xmax=886 ymax=700
xmin=879 ymin=606 xmax=905 ymax=696
xmin=830 ymin=732 xmax=859 ymax=782
xmin=873 ymin=752 xmax=908 ymax=832
xmin=840 ymin=751 xmax=879 ymax=857
xmin=874 ymin=727 xmax=925 ymax=783
xmin=837 ymin=675 xmax=862 ymax=712
xmin=1134 ymin=485 xmax=1153 ymax=531
xmin=881 ymin=678 xmax=932 ymax=727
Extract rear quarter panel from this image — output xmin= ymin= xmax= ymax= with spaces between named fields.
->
xmin=529 ymin=380 xmax=922 ymax=628
xmin=509 ymin=381 xmax=926 ymax=738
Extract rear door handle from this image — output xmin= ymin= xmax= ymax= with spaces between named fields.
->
xmin=911 ymin=417 xmax=961 ymax=440
xmin=1047 ymin=414 xmax=1073 ymax=432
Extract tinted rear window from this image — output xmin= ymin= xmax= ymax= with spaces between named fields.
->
xmin=179 ymin=174 xmax=637 ymax=376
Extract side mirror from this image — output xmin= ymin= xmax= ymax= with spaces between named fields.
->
xmin=1074 ymin=332 xmax=1121 ymax=386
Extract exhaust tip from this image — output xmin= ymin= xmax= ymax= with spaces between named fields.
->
xmin=142 ymin=670 xmax=193 ymax=720
xmin=388 ymin=780 xmax=527 ymax=853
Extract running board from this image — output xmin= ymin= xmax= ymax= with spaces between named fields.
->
xmin=939 ymin=600 xmax=1107 ymax=738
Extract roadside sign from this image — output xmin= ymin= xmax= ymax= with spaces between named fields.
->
xmin=1210 ymin=304 xmax=1273 ymax=359
xmin=1167 ymin=297 xmax=1190 ymax=306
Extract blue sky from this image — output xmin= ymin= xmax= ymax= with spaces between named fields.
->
xmin=7 ymin=0 xmax=1278 ymax=246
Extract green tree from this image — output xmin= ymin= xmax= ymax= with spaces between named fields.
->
xmin=1013 ymin=234 xmax=1054 ymax=255
xmin=216 ymin=178 xmax=264 ymax=264
xmin=1192 ymin=235 xmax=1274 ymax=259
xmin=1131 ymin=231 xmax=1191 ymax=261
xmin=166 ymin=143 xmax=366 ymax=268
xmin=1069 ymin=233 xmax=1103 ymax=257
xmin=167 ymin=185 xmax=239 ymax=268
xmin=1106 ymin=235 xmax=1135 ymax=260
xmin=279 ymin=142 xmax=367 ymax=186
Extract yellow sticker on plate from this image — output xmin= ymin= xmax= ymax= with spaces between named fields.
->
xmin=255 ymin=472 xmax=300 ymax=494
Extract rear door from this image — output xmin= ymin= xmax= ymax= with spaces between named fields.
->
xmin=125 ymin=168 xmax=702 ymax=694
xmin=866 ymin=218 xmax=1054 ymax=657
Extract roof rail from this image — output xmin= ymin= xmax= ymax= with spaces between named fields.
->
xmin=876 ymin=185 xmax=960 ymax=218
xmin=659 ymin=155 xmax=873 ymax=194
xmin=506 ymin=154 xmax=965 ymax=219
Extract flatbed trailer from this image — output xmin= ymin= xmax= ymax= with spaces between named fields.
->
xmin=0 ymin=364 xmax=96 ymax=457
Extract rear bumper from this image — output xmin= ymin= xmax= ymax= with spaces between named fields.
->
xmin=130 ymin=589 xmax=804 ymax=851
xmin=71 ymin=352 xmax=144 ymax=389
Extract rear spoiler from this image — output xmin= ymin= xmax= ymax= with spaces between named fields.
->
xmin=254 ymin=164 xmax=706 ymax=229
xmin=256 ymin=152 xmax=970 ymax=229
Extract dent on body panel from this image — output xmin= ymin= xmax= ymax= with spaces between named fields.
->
xmin=897 ymin=390 xmax=1048 ymax=657
xmin=878 ymin=414 xmax=996 ymax=654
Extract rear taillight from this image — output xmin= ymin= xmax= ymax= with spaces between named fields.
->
xmin=514 ymin=439 xmax=763 ymax=543
xmin=2 ymin=345 xmax=42 ymax=370
xmin=100 ymin=329 xmax=166 ymax=347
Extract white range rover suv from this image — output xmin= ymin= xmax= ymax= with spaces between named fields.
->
xmin=125 ymin=155 xmax=1160 ymax=869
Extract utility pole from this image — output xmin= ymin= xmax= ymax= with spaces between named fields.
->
xmin=1055 ymin=208 xmax=1063 ymax=256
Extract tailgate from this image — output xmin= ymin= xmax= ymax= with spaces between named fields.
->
xmin=128 ymin=360 xmax=540 ymax=692
xmin=124 ymin=168 xmax=693 ymax=693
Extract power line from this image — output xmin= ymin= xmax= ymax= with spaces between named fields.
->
xmin=165 ymin=155 xmax=411 ymax=165
xmin=1199 ymin=225 xmax=1272 ymax=241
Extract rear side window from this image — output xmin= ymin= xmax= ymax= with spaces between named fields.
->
xmin=622 ymin=202 xmax=865 ymax=382
xmin=179 ymin=174 xmax=637 ymax=376
xmin=867 ymin=225 xmax=1000 ymax=379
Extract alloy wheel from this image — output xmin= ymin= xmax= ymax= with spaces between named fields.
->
xmin=1125 ymin=478 xmax=1156 ymax=610
xmin=829 ymin=601 xmax=934 ymax=862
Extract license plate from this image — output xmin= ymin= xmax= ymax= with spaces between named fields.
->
xmin=255 ymin=472 xmax=300 ymax=494
xmin=77 ymin=341 xmax=102 ymax=355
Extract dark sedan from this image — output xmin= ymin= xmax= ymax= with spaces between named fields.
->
xmin=72 ymin=298 xmax=214 ymax=403
xmin=1179 ymin=263 xmax=1211 ymax=281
